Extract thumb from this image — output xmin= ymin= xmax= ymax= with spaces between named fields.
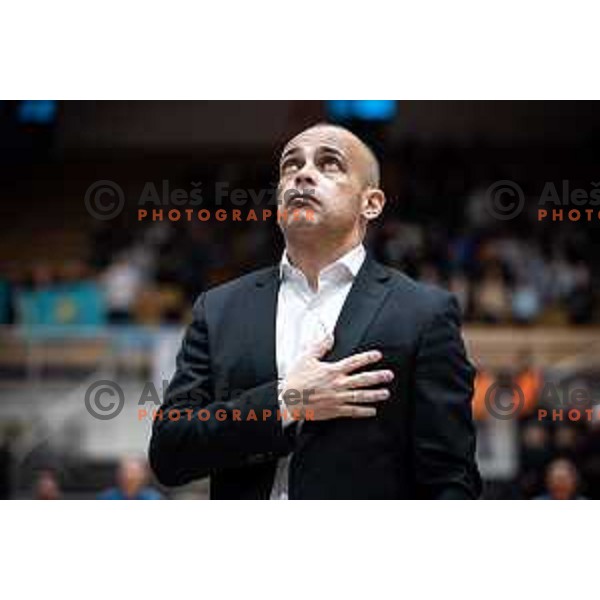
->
xmin=307 ymin=333 xmax=334 ymax=359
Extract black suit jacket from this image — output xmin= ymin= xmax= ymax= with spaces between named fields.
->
xmin=149 ymin=255 xmax=481 ymax=499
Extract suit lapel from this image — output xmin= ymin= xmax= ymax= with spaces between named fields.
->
xmin=324 ymin=254 xmax=393 ymax=363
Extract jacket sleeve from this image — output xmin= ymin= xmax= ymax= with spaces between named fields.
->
xmin=413 ymin=294 xmax=482 ymax=499
xmin=149 ymin=293 xmax=291 ymax=487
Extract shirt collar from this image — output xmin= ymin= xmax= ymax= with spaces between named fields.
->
xmin=279 ymin=243 xmax=366 ymax=284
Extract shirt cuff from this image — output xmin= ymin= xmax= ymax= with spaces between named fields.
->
xmin=277 ymin=381 xmax=296 ymax=428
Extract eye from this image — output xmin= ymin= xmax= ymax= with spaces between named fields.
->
xmin=321 ymin=156 xmax=343 ymax=172
xmin=281 ymin=159 xmax=300 ymax=175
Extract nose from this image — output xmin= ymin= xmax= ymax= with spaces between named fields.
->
xmin=294 ymin=163 xmax=317 ymax=190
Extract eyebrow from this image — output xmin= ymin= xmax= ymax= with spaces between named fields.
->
xmin=280 ymin=144 xmax=347 ymax=165
xmin=318 ymin=145 xmax=347 ymax=160
xmin=280 ymin=147 xmax=301 ymax=164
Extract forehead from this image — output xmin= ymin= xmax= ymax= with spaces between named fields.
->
xmin=282 ymin=127 xmax=357 ymax=158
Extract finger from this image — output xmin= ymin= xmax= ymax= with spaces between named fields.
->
xmin=335 ymin=389 xmax=390 ymax=404
xmin=342 ymin=369 xmax=394 ymax=390
xmin=332 ymin=350 xmax=383 ymax=374
xmin=307 ymin=333 xmax=335 ymax=359
xmin=338 ymin=405 xmax=378 ymax=419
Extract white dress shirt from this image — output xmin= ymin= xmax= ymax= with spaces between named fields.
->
xmin=269 ymin=243 xmax=366 ymax=499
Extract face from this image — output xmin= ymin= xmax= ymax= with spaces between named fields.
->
xmin=36 ymin=472 xmax=60 ymax=500
xmin=547 ymin=461 xmax=577 ymax=500
xmin=277 ymin=126 xmax=384 ymax=240
xmin=118 ymin=459 xmax=146 ymax=495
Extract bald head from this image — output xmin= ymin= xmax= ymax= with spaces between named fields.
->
xmin=282 ymin=123 xmax=381 ymax=189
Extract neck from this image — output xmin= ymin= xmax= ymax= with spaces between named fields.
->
xmin=284 ymin=232 xmax=363 ymax=291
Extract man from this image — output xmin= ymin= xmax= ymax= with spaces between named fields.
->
xmin=33 ymin=469 xmax=62 ymax=500
xmin=149 ymin=123 xmax=481 ymax=499
xmin=534 ymin=458 xmax=587 ymax=500
xmin=98 ymin=457 xmax=163 ymax=500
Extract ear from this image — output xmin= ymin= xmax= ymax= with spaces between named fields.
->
xmin=360 ymin=188 xmax=386 ymax=222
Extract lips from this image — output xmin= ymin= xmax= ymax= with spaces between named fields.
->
xmin=286 ymin=191 xmax=320 ymax=209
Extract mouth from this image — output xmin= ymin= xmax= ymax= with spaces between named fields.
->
xmin=285 ymin=190 xmax=320 ymax=209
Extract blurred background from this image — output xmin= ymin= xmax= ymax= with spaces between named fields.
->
xmin=0 ymin=100 xmax=599 ymax=499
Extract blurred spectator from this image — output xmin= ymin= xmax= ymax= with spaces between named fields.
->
xmin=100 ymin=253 xmax=144 ymax=324
xmin=474 ymin=264 xmax=510 ymax=323
xmin=379 ymin=220 xmax=423 ymax=275
xmin=98 ymin=457 xmax=162 ymax=500
xmin=472 ymin=367 xmax=496 ymax=422
xmin=512 ymin=275 xmax=542 ymax=324
xmin=554 ymin=425 xmax=582 ymax=462
xmin=565 ymin=262 xmax=594 ymax=324
xmin=534 ymin=458 xmax=586 ymax=500
xmin=513 ymin=348 xmax=543 ymax=419
xmin=448 ymin=272 xmax=471 ymax=317
xmin=34 ymin=470 xmax=62 ymax=500
xmin=548 ymin=254 xmax=577 ymax=300
xmin=419 ymin=263 xmax=442 ymax=286
xmin=519 ymin=421 xmax=552 ymax=498
xmin=575 ymin=420 xmax=600 ymax=499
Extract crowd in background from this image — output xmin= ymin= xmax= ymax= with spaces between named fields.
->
xmin=473 ymin=347 xmax=600 ymax=499
xmin=0 ymin=140 xmax=597 ymax=328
